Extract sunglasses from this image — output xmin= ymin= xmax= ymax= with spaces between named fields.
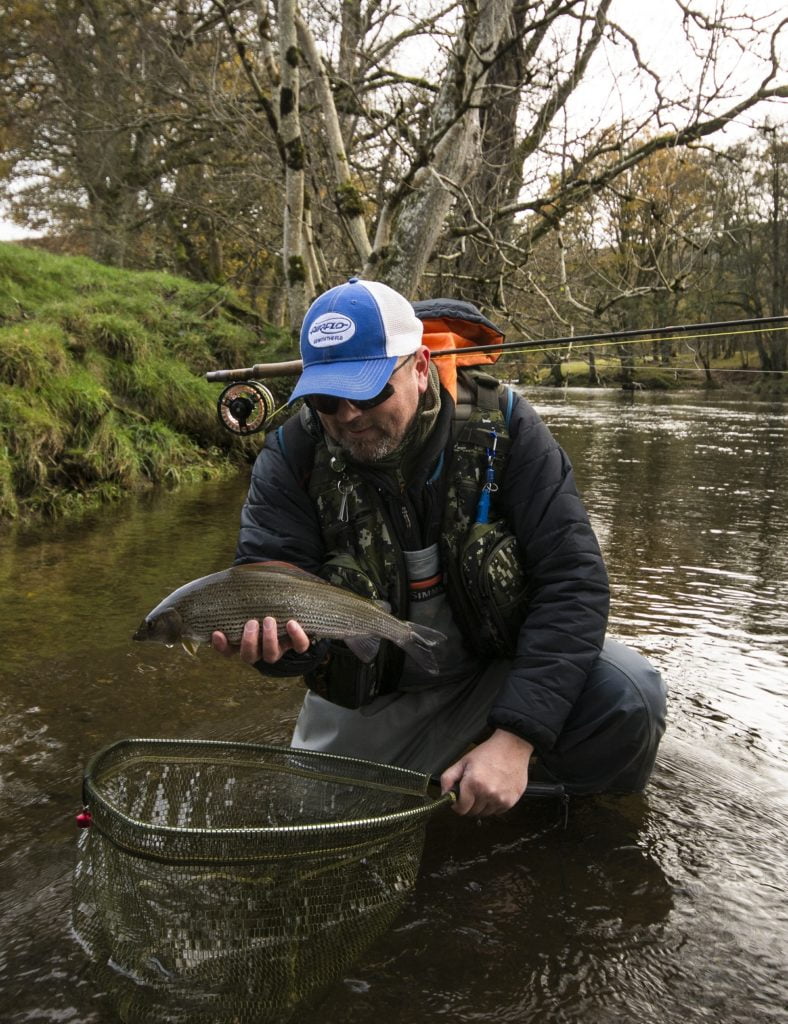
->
xmin=307 ymin=354 xmax=415 ymax=416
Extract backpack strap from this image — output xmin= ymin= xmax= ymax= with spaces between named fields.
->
xmin=274 ymin=405 xmax=317 ymax=490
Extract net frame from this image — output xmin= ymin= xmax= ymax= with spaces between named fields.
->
xmin=73 ymin=738 xmax=452 ymax=1024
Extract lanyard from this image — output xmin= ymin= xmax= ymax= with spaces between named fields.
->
xmin=474 ymin=427 xmax=499 ymax=524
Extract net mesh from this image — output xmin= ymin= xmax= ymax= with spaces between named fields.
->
xmin=73 ymin=738 xmax=449 ymax=1024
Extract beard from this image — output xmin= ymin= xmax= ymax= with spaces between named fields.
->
xmin=328 ymin=409 xmax=419 ymax=464
xmin=335 ymin=428 xmax=404 ymax=463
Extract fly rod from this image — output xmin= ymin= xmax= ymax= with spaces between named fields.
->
xmin=204 ymin=314 xmax=788 ymax=383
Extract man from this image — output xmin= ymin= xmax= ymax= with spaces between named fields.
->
xmin=213 ymin=277 xmax=667 ymax=816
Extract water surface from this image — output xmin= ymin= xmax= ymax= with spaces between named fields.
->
xmin=1 ymin=388 xmax=786 ymax=1023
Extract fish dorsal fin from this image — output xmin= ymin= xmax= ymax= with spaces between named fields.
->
xmin=230 ymin=561 xmax=331 ymax=584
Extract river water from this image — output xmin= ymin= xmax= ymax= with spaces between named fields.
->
xmin=0 ymin=388 xmax=786 ymax=1023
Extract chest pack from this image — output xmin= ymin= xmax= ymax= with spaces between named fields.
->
xmin=274 ymin=301 xmax=530 ymax=706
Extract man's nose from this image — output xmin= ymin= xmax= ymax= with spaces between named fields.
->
xmin=333 ymin=399 xmax=363 ymax=423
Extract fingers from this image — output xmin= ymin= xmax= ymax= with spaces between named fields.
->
xmin=284 ymin=619 xmax=311 ymax=654
xmin=440 ymin=734 xmax=533 ymax=817
xmin=211 ymin=618 xmax=311 ymax=664
xmin=209 ymin=624 xmax=263 ymax=662
xmin=220 ymin=619 xmax=278 ymax=663
xmin=440 ymin=762 xmax=463 ymax=801
xmin=211 ymin=631 xmax=233 ymax=657
xmin=446 ymin=771 xmax=500 ymax=817
xmin=440 ymin=762 xmax=491 ymax=816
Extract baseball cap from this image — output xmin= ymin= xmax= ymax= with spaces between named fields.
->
xmin=289 ymin=278 xmax=424 ymax=403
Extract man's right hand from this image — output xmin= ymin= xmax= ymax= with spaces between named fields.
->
xmin=211 ymin=617 xmax=311 ymax=664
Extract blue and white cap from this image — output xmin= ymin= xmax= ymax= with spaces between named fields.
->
xmin=289 ymin=278 xmax=424 ymax=403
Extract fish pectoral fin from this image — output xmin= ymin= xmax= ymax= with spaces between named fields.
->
xmin=181 ymin=637 xmax=200 ymax=657
xmin=344 ymin=635 xmax=381 ymax=664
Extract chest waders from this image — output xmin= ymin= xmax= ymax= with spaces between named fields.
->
xmin=277 ymin=372 xmax=529 ymax=708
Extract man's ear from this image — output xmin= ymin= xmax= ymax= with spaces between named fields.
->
xmin=415 ymin=346 xmax=431 ymax=391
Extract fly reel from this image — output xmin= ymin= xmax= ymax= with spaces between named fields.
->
xmin=216 ymin=381 xmax=276 ymax=435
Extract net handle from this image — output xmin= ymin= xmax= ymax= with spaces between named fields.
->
xmin=443 ymin=781 xmax=566 ymax=804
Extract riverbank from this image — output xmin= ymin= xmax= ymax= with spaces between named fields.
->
xmin=516 ymin=360 xmax=787 ymax=395
xmin=0 ymin=242 xmax=294 ymax=522
xmin=2 ymin=242 xmax=782 ymax=526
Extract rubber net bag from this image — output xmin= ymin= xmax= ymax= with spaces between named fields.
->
xmin=73 ymin=738 xmax=450 ymax=1024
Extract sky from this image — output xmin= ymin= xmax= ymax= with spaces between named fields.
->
xmin=0 ymin=0 xmax=785 ymax=242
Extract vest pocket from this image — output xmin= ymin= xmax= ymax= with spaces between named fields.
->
xmin=304 ymin=553 xmax=403 ymax=707
xmin=458 ymin=520 xmax=529 ymax=656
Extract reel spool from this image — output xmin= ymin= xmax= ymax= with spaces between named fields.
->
xmin=216 ymin=381 xmax=275 ymax=435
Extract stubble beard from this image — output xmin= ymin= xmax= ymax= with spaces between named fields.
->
xmin=336 ymin=431 xmax=401 ymax=463
xmin=333 ymin=411 xmax=418 ymax=464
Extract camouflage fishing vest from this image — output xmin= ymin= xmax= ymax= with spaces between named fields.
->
xmin=288 ymin=370 xmax=529 ymax=707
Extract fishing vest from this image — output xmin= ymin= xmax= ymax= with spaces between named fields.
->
xmin=276 ymin=369 xmax=530 ymax=708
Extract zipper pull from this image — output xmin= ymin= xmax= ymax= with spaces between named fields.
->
xmin=337 ymin=479 xmax=352 ymax=522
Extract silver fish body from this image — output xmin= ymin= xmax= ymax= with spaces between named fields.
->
xmin=133 ymin=561 xmax=446 ymax=673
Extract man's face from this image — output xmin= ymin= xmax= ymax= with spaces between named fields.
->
xmin=315 ymin=348 xmax=431 ymax=463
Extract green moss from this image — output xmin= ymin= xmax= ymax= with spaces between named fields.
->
xmin=109 ymin=356 xmax=222 ymax=441
xmin=335 ymin=183 xmax=366 ymax=218
xmin=206 ymin=319 xmax=263 ymax=370
xmin=0 ymin=241 xmax=297 ymax=523
xmin=287 ymin=255 xmax=306 ymax=285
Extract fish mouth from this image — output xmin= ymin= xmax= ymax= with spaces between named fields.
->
xmin=131 ymin=619 xmax=149 ymax=642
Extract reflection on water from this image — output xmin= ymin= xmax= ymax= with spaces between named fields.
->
xmin=0 ymin=390 xmax=786 ymax=1023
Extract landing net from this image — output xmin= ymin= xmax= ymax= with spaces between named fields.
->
xmin=73 ymin=738 xmax=450 ymax=1023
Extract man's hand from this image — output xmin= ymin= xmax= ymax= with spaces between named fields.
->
xmin=440 ymin=730 xmax=534 ymax=816
xmin=211 ymin=617 xmax=311 ymax=664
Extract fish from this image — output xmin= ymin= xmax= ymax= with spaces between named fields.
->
xmin=133 ymin=560 xmax=446 ymax=673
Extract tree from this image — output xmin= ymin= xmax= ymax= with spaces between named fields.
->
xmin=0 ymin=1 xmax=283 ymax=295
xmin=232 ymin=0 xmax=786 ymax=325
xmin=2 ymin=0 xmax=786 ymax=335
xmin=704 ymin=126 xmax=787 ymax=372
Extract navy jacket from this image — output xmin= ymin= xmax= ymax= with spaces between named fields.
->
xmin=236 ymin=387 xmax=609 ymax=753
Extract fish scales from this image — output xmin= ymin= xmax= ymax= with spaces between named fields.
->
xmin=171 ymin=571 xmax=410 ymax=645
xmin=133 ymin=562 xmax=446 ymax=674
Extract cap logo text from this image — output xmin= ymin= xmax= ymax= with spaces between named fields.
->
xmin=308 ymin=313 xmax=356 ymax=347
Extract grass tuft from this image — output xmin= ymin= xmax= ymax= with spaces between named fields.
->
xmin=0 ymin=241 xmax=297 ymax=522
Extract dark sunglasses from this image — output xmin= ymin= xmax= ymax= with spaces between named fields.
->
xmin=307 ymin=354 xmax=414 ymax=416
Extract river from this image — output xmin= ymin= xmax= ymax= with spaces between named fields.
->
xmin=0 ymin=387 xmax=786 ymax=1023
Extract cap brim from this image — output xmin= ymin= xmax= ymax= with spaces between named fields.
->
xmin=289 ymin=355 xmax=397 ymax=404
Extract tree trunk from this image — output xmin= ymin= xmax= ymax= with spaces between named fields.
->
xmin=279 ymin=0 xmax=310 ymax=324
xmin=373 ymin=0 xmax=515 ymax=297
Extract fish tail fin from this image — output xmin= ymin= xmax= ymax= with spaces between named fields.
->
xmin=347 ymin=624 xmax=446 ymax=672
xmin=399 ymin=623 xmax=447 ymax=675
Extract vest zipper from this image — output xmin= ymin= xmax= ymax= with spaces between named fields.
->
xmin=369 ymin=487 xmax=410 ymax=616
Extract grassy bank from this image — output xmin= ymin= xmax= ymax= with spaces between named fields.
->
xmin=0 ymin=243 xmax=294 ymax=522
